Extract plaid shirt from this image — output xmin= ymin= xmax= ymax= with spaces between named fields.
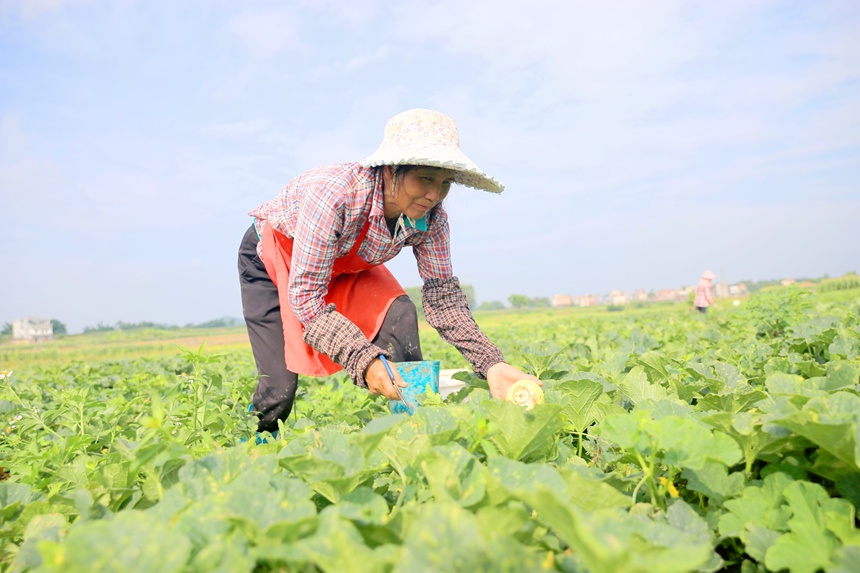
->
xmin=249 ymin=162 xmax=504 ymax=382
xmin=694 ymin=279 xmax=714 ymax=307
xmin=250 ymin=163 xmax=452 ymax=326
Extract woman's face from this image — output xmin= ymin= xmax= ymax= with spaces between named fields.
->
xmin=383 ymin=166 xmax=456 ymax=220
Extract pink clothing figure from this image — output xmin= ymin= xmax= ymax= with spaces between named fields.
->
xmin=694 ymin=270 xmax=716 ymax=313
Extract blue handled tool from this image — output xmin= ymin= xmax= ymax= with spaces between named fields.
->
xmin=379 ymin=355 xmax=414 ymax=414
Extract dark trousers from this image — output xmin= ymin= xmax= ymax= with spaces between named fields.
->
xmin=238 ymin=224 xmax=422 ymax=432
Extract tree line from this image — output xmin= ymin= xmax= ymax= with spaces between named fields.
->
xmin=1 ymin=319 xmax=67 ymax=336
xmin=403 ymin=285 xmax=548 ymax=313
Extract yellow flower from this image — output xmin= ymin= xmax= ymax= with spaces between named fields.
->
xmin=659 ymin=476 xmax=680 ymax=498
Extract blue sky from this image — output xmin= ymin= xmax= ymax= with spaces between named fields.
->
xmin=1 ymin=0 xmax=858 ymax=333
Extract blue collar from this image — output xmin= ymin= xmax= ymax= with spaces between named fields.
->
xmin=403 ymin=215 xmax=428 ymax=232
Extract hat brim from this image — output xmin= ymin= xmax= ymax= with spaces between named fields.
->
xmin=359 ymin=144 xmax=504 ymax=193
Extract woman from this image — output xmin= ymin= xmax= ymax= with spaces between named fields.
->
xmin=238 ymin=109 xmax=538 ymax=433
xmin=694 ymin=270 xmax=717 ymax=313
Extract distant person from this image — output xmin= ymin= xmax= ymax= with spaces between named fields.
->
xmin=694 ymin=270 xmax=717 ymax=313
xmin=237 ymin=109 xmax=539 ymax=434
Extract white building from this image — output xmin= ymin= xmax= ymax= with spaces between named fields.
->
xmin=551 ymin=294 xmax=573 ymax=307
xmin=12 ymin=318 xmax=53 ymax=342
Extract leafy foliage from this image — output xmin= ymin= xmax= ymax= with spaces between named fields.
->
xmin=0 ymin=288 xmax=859 ymax=571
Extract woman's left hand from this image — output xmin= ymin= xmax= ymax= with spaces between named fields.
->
xmin=486 ymin=362 xmax=542 ymax=400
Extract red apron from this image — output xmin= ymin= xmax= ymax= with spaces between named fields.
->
xmin=259 ymin=220 xmax=406 ymax=377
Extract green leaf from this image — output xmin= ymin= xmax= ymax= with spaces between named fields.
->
xmin=765 ymin=372 xmax=807 ymax=396
xmin=652 ymin=416 xmax=742 ymax=469
xmin=486 ymin=457 xmax=569 ymax=501
xmin=718 ymin=472 xmax=795 ymax=537
xmin=620 ymin=366 xmax=672 ymax=405
xmin=681 ymin=463 xmax=745 ymax=504
xmin=768 ymin=393 xmax=860 ymax=471
xmin=10 ymin=513 xmax=69 ymax=573
xmin=278 ymin=429 xmax=387 ymax=502
xmin=517 ymin=489 xmax=712 ymax=573
xmin=739 ymin=524 xmax=781 ymax=562
xmin=0 ymin=482 xmax=40 ymax=521
xmin=326 ymin=486 xmax=389 ymax=526
xmin=394 ymin=501 xmax=543 ymax=573
xmin=36 ymin=510 xmax=191 ymax=573
xmin=828 ymin=545 xmax=860 ymax=573
xmin=822 ymin=361 xmax=859 ymax=391
xmin=764 ymin=520 xmax=838 ymax=573
xmin=186 ymin=536 xmax=254 ymax=573
xmin=256 ymin=510 xmax=393 ymax=573
xmin=713 ymin=362 xmax=750 ymax=391
xmin=829 ymin=333 xmax=860 ymax=360
xmin=418 ymin=444 xmax=487 ymax=508
xmin=697 ymin=390 xmax=767 ymax=414
xmin=483 ymin=400 xmax=564 ymax=462
xmin=555 ymin=378 xmax=603 ymax=433
xmin=563 ymin=469 xmax=630 ymax=511
xmin=638 ymin=351 xmax=672 ymax=382
xmin=598 ymin=411 xmax=742 ymax=471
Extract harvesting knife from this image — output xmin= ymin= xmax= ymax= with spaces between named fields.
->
xmin=379 ymin=355 xmax=414 ymax=414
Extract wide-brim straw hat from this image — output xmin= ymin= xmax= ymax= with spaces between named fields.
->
xmin=360 ymin=109 xmax=504 ymax=193
xmin=702 ymin=270 xmax=717 ymax=280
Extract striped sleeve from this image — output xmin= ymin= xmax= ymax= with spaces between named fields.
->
xmin=287 ymin=176 xmax=346 ymax=326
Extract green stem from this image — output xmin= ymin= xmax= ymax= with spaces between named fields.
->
xmin=631 ymin=473 xmax=649 ymax=506
xmin=633 ymin=448 xmax=659 ymax=507
xmin=78 ymin=389 xmax=88 ymax=436
xmin=745 ymin=445 xmax=756 ymax=478
xmin=386 ymin=462 xmax=409 ymax=521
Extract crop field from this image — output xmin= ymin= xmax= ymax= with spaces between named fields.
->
xmin=1 ymin=286 xmax=859 ymax=573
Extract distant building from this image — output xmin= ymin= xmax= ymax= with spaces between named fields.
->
xmin=652 ymin=288 xmax=676 ymax=302
xmin=675 ymin=286 xmax=693 ymax=301
xmin=573 ymin=295 xmax=597 ymax=307
xmin=715 ymin=283 xmax=729 ymax=298
xmin=728 ymin=283 xmax=749 ymax=296
xmin=552 ymin=294 xmax=573 ymax=307
xmin=12 ymin=318 xmax=53 ymax=342
xmin=781 ymin=278 xmax=796 ymax=287
xmin=608 ymin=290 xmax=628 ymax=305
xmin=633 ymin=289 xmax=648 ymax=302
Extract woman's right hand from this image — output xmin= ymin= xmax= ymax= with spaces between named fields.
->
xmin=364 ymin=358 xmax=408 ymax=400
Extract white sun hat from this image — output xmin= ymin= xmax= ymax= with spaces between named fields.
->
xmin=702 ymin=270 xmax=717 ymax=280
xmin=360 ymin=108 xmax=504 ymax=193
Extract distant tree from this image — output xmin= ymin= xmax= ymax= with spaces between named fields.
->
xmin=50 ymin=319 xmax=67 ymax=335
xmin=532 ymin=297 xmax=551 ymax=308
xmin=83 ymin=322 xmax=116 ymax=333
xmin=186 ymin=317 xmax=244 ymax=329
xmin=478 ymin=300 xmax=505 ymax=311
xmin=508 ymin=294 xmax=531 ymax=309
xmin=404 ymin=286 xmax=424 ymax=318
xmin=460 ymin=284 xmax=477 ymax=310
xmin=1 ymin=322 xmax=11 ymax=336
xmin=115 ymin=321 xmax=178 ymax=331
